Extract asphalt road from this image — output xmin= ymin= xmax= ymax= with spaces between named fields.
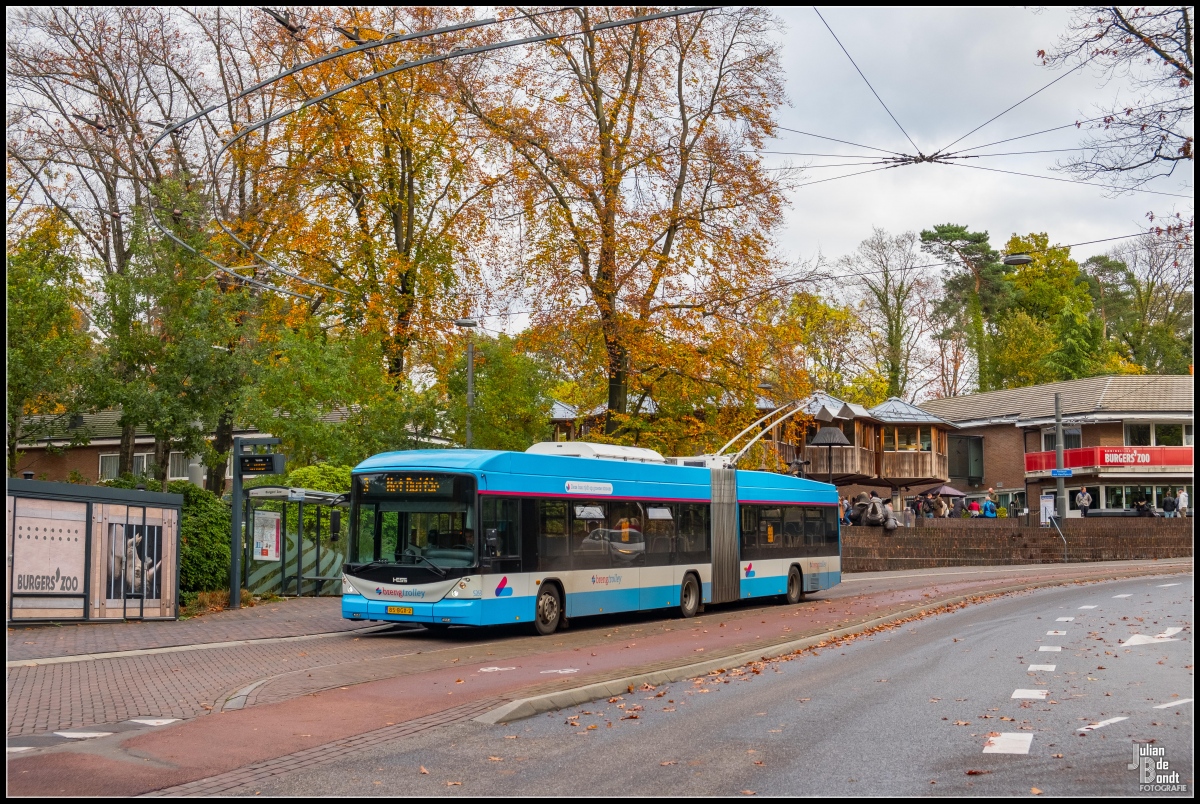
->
xmin=228 ymin=574 xmax=1194 ymax=797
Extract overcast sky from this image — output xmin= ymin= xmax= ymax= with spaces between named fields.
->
xmin=766 ymin=6 xmax=1194 ymax=267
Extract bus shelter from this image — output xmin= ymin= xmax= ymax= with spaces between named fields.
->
xmin=241 ymin=486 xmax=348 ymax=597
xmin=6 ymin=479 xmax=182 ymax=622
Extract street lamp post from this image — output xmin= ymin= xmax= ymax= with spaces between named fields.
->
xmin=454 ymin=318 xmax=478 ymax=448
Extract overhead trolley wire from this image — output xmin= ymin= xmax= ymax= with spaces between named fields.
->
xmin=774 ymin=126 xmax=908 ymax=158
xmin=936 ymin=57 xmax=1093 ymax=155
xmin=813 ymin=7 xmax=921 ymax=154
xmin=941 ymin=162 xmax=1193 ymax=199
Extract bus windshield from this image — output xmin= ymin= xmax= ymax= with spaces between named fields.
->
xmin=350 ymin=472 xmax=477 ymax=568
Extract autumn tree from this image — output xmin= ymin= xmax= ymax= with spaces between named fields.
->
xmin=5 ymin=213 xmax=93 ymax=475
xmin=451 ymin=7 xmax=793 ymax=437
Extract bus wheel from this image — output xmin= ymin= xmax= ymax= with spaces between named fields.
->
xmin=679 ymin=575 xmax=700 ymax=618
xmin=534 ymin=584 xmax=562 ymax=635
xmin=785 ymin=566 xmax=804 ymax=605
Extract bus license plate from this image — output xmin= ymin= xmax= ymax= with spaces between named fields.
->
xmin=387 ymin=606 xmax=412 ymax=615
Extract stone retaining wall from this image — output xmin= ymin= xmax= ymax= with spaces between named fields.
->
xmin=842 ymin=518 xmax=1193 ymax=571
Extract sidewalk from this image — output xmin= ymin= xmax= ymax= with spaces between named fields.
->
xmin=7 ymin=597 xmax=371 ymax=662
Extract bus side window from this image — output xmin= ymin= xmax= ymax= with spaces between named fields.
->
xmin=676 ymin=504 xmax=709 ymax=563
xmin=783 ymin=506 xmax=804 ymax=549
xmin=537 ymin=500 xmax=569 ymax=571
xmin=740 ymin=506 xmax=759 ymax=550
xmin=482 ymin=498 xmax=520 ymax=558
xmin=645 ymin=505 xmax=674 ymax=566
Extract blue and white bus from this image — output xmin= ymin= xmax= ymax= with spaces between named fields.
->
xmin=340 ymin=443 xmax=840 ymax=635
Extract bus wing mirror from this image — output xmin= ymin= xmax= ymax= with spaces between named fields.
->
xmin=330 ymin=509 xmax=342 ymax=541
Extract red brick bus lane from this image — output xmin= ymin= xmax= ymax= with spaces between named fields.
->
xmin=7 ymin=560 xmax=1187 ymax=796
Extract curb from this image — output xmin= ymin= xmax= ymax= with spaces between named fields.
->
xmin=475 ymin=563 xmax=1193 ymax=725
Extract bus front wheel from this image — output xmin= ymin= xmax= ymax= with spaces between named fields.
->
xmin=679 ymin=575 xmax=700 ymax=618
xmin=534 ymin=584 xmax=562 ymax=635
xmin=785 ymin=566 xmax=804 ymax=605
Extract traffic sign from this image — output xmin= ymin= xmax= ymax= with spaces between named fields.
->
xmin=1050 ymin=468 xmax=1073 ymax=478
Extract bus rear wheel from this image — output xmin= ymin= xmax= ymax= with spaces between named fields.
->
xmin=785 ymin=566 xmax=804 ymax=605
xmin=679 ymin=574 xmax=700 ymax=618
xmin=534 ymin=584 xmax=562 ymax=635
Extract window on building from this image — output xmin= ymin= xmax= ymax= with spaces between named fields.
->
xmin=896 ymin=426 xmax=920 ymax=451
xmin=168 ymin=452 xmax=189 ymax=480
xmin=1124 ymin=423 xmax=1152 ymax=446
xmin=1153 ymin=423 xmax=1184 ymax=447
xmin=882 ymin=427 xmax=895 ymax=451
xmin=1103 ymin=486 xmax=1124 ymax=510
xmin=1185 ymin=424 xmax=1194 ymax=446
xmin=99 ymin=454 xmax=119 ymax=481
xmin=840 ymin=419 xmax=855 ymax=446
xmin=1043 ymin=428 xmax=1081 ymax=451
xmin=919 ymin=426 xmax=933 ymax=452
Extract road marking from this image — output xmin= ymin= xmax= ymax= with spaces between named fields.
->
xmin=1078 ymin=717 xmax=1127 ymax=732
xmin=1079 ymin=605 xmax=1098 ymax=609
xmin=1028 ymin=664 xmax=1056 ymax=672
xmin=1038 ymin=646 xmax=1062 ymax=652
xmin=1012 ymin=689 xmax=1050 ymax=699
xmin=1157 ymin=583 xmax=1181 ymax=588
xmin=478 ymin=667 xmax=516 ymax=673
xmin=1113 ymin=594 xmax=1132 ymax=598
xmin=1124 ymin=627 xmax=1183 ymax=646
xmin=1056 ymin=617 xmax=1074 ymax=622
xmin=7 ymin=747 xmax=35 ymax=753
xmin=1153 ymin=699 xmax=1193 ymax=709
xmin=1046 ymin=630 xmax=1068 ymax=636
xmin=54 ymin=731 xmax=112 ymax=739
xmin=128 ymin=718 xmax=178 ymax=726
xmin=540 ymin=669 xmax=579 ymax=674
xmin=983 ymin=733 xmax=1033 ymax=754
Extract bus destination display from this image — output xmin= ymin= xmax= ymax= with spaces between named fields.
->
xmin=362 ymin=474 xmax=454 ymax=497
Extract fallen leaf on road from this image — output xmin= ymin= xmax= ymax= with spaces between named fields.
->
xmin=740 ymin=791 xmax=756 ymax=796
xmin=488 ymin=756 xmax=503 ymax=761
xmin=660 ymin=761 xmax=677 ymax=766
xmin=753 ymin=761 xmax=764 ymax=766
xmin=608 ymin=697 xmax=622 ymax=703
xmin=663 ymin=707 xmax=676 ymax=712
xmin=620 ymin=715 xmax=639 ymax=720
xmin=965 ymin=769 xmax=992 ymax=775
xmin=419 ymin=767 xmax=429 ymax=775
xmin=1052 ymin=754 xmax=1063 ymax=758
xmin=628 ymin=685 xmax=635 ymax=693
xmin=455 ymin=679 xmax=464 ymax=684
xmin=505 ymin=736 xmax=517 ymax=739
xmin=1031 ymin=787 xmax=1042 ymax=795
xmin=954 ymin=721 xmax=971 ymax=726
xmin=446 ymin=781 xmax=462 ymax=786
xmin=587 ymin=724 xmax=598 ymax=730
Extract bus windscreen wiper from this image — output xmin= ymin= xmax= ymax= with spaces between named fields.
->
xmin=398 ymin=552 xmax=447 ymax=577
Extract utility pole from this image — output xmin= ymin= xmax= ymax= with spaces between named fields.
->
xmin=454 ymin=319 xmax=478 ymax=448
xmin=1055 ymin=392 xmax=1066 ymax=522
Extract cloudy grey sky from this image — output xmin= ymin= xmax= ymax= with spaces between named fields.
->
xmin=766 ymin=6 xmax=1193 ymax=266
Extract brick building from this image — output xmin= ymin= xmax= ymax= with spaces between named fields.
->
xmin=918 ymin=375 xmax=1194 ymax=516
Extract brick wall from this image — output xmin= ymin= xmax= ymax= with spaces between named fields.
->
xmin=14 ymin=446 xmax=105 ymax=483
xmin=1083 ymin=422 xmax=1124 ymax=447
xmin=843 ymin=518 xmax=1193 ymax=571
xmin=946 ymin=423 xmax=1027 ymax=497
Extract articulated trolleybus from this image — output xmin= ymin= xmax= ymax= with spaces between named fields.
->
xmin=341 ymin=442 xmax=840 ymax=635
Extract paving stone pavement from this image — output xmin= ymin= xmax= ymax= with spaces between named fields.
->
xmin=7 ymin=597 xmax=368 ymax=661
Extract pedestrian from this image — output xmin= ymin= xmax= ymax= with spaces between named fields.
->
xmin=1075 ymin=488 xmax=1092 ymax=518
xmin=1133 ymin=496 xmax=1156 ymax=517
xmin=952 ymin=497 xmax=965 ymax=518
xmin=981 ymin=497 xmax=998 ymax=518
xmin=841 ymin=497 xmax=853 ymax=526
xmin=986 ymin=487 xmax=998 ymax=507
xmin=968 ymin=499 xmax=981 ymax=517
xmin=1161 ymin=491 xmax=1177 ymax=518
xmin=1178 ymin=488 xmax=1189 ymax=517
xmin=934 ymin=495 xmax=948 ymax=518
xmin=923 ymin=493 xmax=936 ymax=519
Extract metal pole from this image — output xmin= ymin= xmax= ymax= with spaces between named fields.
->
xmin=827 ymin=444 xmax=833 ymax=486
xmin=1055 ymin=393 xmax=1067 ymax=522
xmin=230 ymin=436 xmax=243 ymax=609
xmin=296 ymin=500 xmax=305 ymax=597
xmin=466 ymin=337 xmax=474 ymax=449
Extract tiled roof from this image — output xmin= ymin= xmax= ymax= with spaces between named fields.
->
xmin=869 ymin=397 xmax=952 ymax=425
xmin=917 ymin=375 xmax=1194 ymax=424
xmin=550 ymin=400 xmax=578 ymax=420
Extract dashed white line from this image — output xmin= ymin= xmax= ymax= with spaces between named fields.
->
xmin=983 ymin=733 xmax=1033 ymax=754
xmin=1079 ymin=605 xmax=1098 ymax=609
xmin=1078 ymin=717 xmax=1127 ymax=732
xmin=7 ymin=746 xmax=35 ymax=753
xmin=1012 ymin=689 xmax=1050 ymax=699
xmin=1157 ymin=583 xmax=1181 ymax=588
xmin=1153 ymin=699 xmax=1193 ymax=709
xmin=1113 ymin=594 xmax=1132 ymax=598
xmin=1056 ymin=617 xmax=1075 ymax=622
xmin=53 ymin=731 xmax=112 ymax=739
xmin=1046 ymin=630 xmax=1068 ymax=636
xmin=128 ymin=718 xmax=178 ymax=726
xmin=1028 ymin=664 xmax=1056 ymax=672
xmin=1124 ymin=627 xmax=1184 ymax=646
xmin=1038 ymin=646 xmax=1062 ymax=652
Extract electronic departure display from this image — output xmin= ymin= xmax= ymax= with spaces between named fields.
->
xmin=238 ymin=453 xmax=285 ymax=475
xmin=359 ymin=473 xmax=455 ymax=497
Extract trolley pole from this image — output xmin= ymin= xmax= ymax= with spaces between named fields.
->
xmin=1055 ymin=393 xmax=1066 ymax=522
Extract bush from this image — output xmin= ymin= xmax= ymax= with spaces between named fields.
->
xmin=168 ymin=480 xmax=231 ymax=594
xmin=997 ymin=507 xmax=1008 ymax=518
